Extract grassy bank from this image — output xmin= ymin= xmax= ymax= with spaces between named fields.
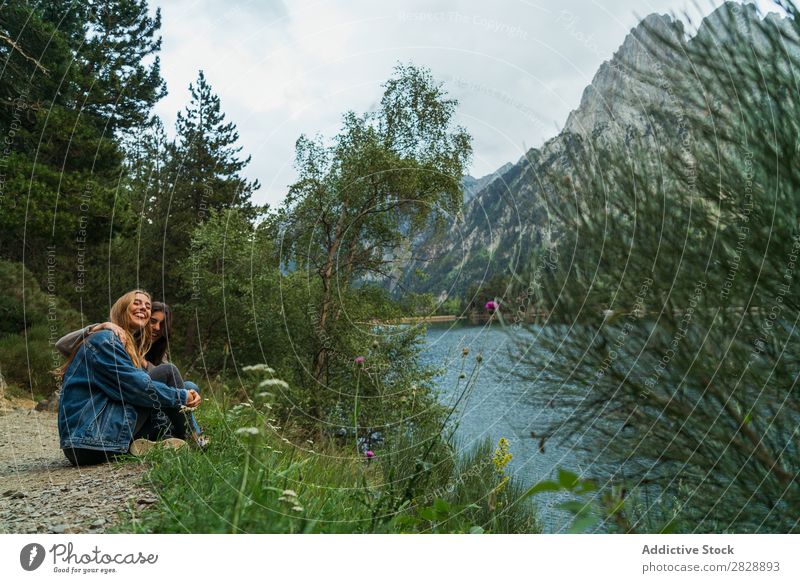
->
xmin=115 ymin=384 xmax=539 ymax=534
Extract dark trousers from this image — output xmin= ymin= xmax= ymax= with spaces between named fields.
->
xmin=63 ymin=364 xmax=190 ymax=467
xmin=63 ymin=448 xmax=120 ymax=466
xmin=133 ymin=363 xmax=190 ymax=441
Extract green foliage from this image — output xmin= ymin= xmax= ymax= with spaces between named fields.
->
xmin=402 ymin=438 xmax=540 ymax=533
xmin=173 ymin=209 xmax=279 ymax=373
xmin=0 ymin=0 xmax=163 ymax=296
xmin=280 ymin=63 xmax=473 ymax=415
xmin=0 ymin=260 xmax=83 ymax=396
xmin=512 ymin=2 xmax=800 ymax=532
xmin=117 ymin=373 xmax=537 ymax=534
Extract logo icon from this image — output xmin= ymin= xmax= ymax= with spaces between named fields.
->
xmin=20 ymin=543 xmax=46 ymax=571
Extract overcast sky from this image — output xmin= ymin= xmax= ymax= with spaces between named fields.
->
xmin=150 ymin=0 xmax=783 ymax=207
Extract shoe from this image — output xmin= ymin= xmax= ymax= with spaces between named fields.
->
xmin=129 ymin=437 xmax=187 ymax=456
xmin=189 ymin=432 xmax=210 ymax=450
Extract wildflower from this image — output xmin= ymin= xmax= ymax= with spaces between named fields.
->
xmin=354 ymin=356 xmax=365 ymax=364
xmin=476 ymin=353 xmax=483 ymax=363
xmin=282 ymin=489 xmax=298 ymax=497
xmin=259 ymin=379 xmax=289 ymax=389
xmin=493 ymin=437 xmax=512 ymax=472
xmin=292 ymin=505 xmax=304 ymax=512
xmin=491 ymin=437 xmax=513 ymax=496
xmin=256 ymin=391 xmax=274 ymax=399
xmin=485 ymin=300 xmax=499 ymax=311
xmin=462 ymin=347 xmax=470 ymax=356
xmin=365 ymin=450 xmax=375 ymax=459
xmin=235 ymin=427 xmax=260 ymax=438
xmin=242 ymin=364 xmax=276 ymax=374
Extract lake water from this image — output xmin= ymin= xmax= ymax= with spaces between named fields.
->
xmin=419 ymin=321 xmax=589 ymax=532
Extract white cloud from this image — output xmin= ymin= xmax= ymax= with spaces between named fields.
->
xmin=151 ymin=0 xmax=781 ymax=207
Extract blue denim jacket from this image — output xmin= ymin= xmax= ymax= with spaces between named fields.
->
xmin=58 ymin=330 xmax=188 ymax=452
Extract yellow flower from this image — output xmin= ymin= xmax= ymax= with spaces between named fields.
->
xmin=491 ymin=437 xmax=513 ymax=496
xmin=492 ymin=437 xmax=512 ymax=474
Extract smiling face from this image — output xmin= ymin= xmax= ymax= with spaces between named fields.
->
xmin=127 ymin=292 xmax=152 ymax=330
xmin=150 ymin=310 xmax=165 ymax=340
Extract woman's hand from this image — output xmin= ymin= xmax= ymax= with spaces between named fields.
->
xmin=186 ymin=390 xmax=201 ymax=408
xmin=92 ymin=321 xmax=127 ymax=344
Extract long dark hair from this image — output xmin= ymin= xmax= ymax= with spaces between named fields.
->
xmin=145 ymin=301 xmax=172 ymax=365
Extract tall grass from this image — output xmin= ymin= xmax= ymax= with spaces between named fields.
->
xmin=115 ymin=371 xmax=540 ymax=534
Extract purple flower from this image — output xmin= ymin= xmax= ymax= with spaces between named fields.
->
xmin=485 ymin=300 xmax=499 ymax=311
xmin=354 ymin=356 xmax=365 ymax=364
xmin=365 ymin=450 xmax=375 ymax=459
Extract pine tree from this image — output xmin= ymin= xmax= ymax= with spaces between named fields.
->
xmin=170 ymin=70 xmax=258 ymax=226
xmin=75 ymin=0 xmax=167 ymax=134
xmin=0 ymin=0 xmax=165 ymax=315
xmin=160 ymin=71 xmax=260 ymax=353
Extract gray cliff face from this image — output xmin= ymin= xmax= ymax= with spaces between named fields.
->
xmin=562 ymin=13 xmax=683 ymax=140
xmin=393 ymin=3 xmax=794 ymax=301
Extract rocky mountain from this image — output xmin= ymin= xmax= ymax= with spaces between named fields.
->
xmin=393 ymin=2 xmax=793 ymax=304
xmin=461 ymin=163 xmax=513 ymax=202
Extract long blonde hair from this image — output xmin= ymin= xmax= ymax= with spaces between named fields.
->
xmin=56 ymin=289 xmax=153 ymax=378
xmin=109 ymin=289 xmax=153 ymax=369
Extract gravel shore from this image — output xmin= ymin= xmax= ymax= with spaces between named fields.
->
xmin=0 ymin=406 xmax=156 ymax=534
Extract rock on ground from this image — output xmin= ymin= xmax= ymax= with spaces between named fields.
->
xmin=0 ymin=407 xmax=154 ymax=534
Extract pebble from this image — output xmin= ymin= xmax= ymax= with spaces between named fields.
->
xmin=0 ymin=409 xmax=153 ymax=534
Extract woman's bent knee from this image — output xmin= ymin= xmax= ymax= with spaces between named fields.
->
xmin=148 ymin=363 xmax=184 ymax=388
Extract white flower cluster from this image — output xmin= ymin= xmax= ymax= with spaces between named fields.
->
xmin=235 ymin=426 xmax=260 ymax=437
xmin=242 ymin=364 xmax=276 ymax=374
xmin=278 ymin=489 xmax=303 ymax=512
xmin=259 ymin=378 xmax=289 ymax=390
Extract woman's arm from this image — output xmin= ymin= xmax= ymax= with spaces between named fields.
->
xmin=55 ymin=324 xmax=96 ymax=357
xmin=87 ymin=331 xmax=188 ymax=409
xmin=55 ymin=322 xmax=127 ymax=357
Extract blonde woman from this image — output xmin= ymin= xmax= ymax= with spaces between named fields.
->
xmin=56 ymin=300 xmax=208 ymax=448
xmin=57 ymin=290 xmax=201 ymax=466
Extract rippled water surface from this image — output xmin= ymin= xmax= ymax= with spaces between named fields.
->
xmin=419 ymin=321 xmax=591 ymax=532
